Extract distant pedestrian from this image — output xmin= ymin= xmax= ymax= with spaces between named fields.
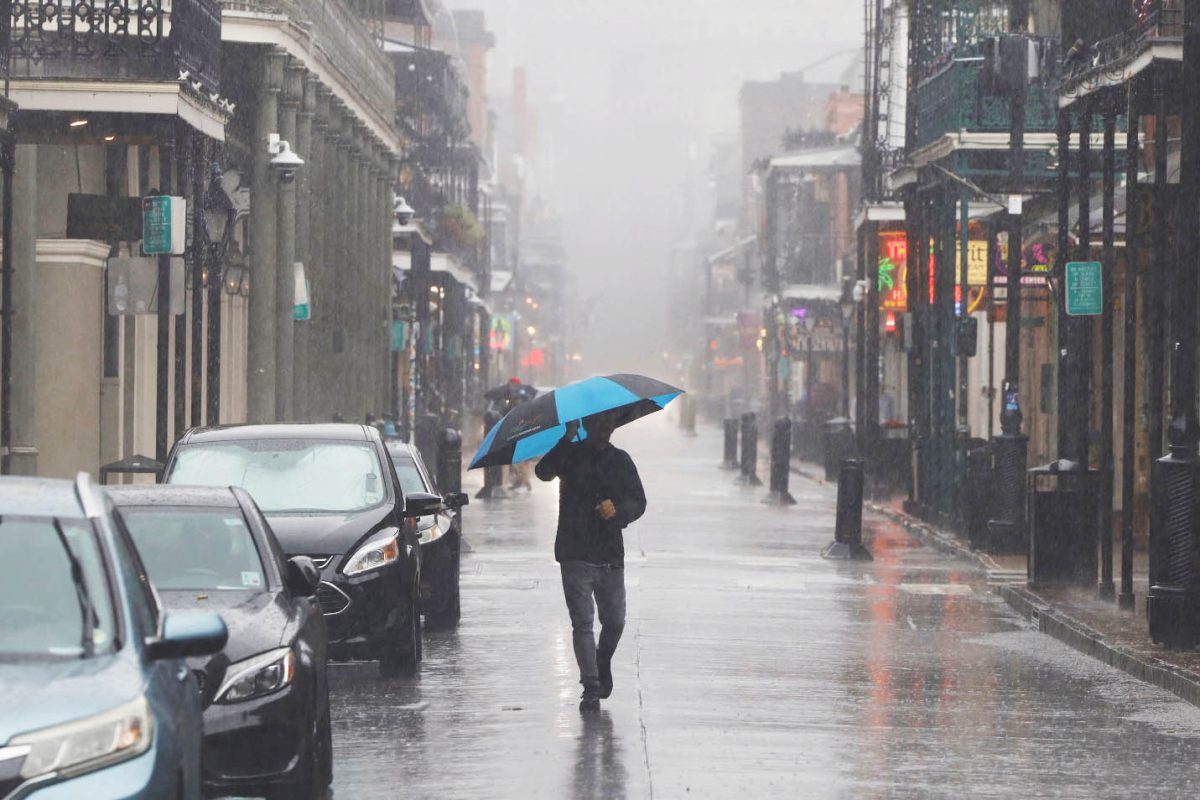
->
xmin=535 ymin=410 xmax=646 ymax=711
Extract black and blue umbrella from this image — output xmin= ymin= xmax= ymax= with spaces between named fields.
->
xmin=468 ymin=373 xmax=683 ymax=469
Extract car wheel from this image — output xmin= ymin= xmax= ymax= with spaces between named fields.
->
xmin=378 ymin=580 xmax=422 ymax=678
xmin=423 ymin=534 xmax=461 ymax=631
xmin=266 ymin=715 xmax=321 ymax=800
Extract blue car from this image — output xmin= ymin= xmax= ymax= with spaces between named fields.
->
xmin=0 ymin=474 xmax=227 ymax=800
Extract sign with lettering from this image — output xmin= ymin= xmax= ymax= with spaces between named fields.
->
xmin=1065 ymin=261 xmax=1103 ymax=316
xmin=141 ymin=195 xmax=186 ymax=255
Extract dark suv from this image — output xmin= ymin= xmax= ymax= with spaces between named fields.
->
xmin=163 ymin=423 xmax=431 ymax=677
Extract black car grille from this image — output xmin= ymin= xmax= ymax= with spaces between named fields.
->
xmin=192 ymin=669 xmax=207 ymax=695
xmin=316 ymin=581 xmax=351 ymax=615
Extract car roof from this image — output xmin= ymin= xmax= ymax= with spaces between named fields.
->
xmin=0 ymin=476 xmax=88 ymax=518
xmin=385 ymin=441 xmax=418 ymax=458
xmin=106 ymin=485 xmax=242 ymax=509
xmin=179 ymin=422 xmax=374 ymax=444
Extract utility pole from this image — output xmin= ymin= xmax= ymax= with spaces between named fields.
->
xmin=988 ymin=12 xmax=1030 ymax=550
xmin=1148 ymin=0 xmax=1200 ymax=648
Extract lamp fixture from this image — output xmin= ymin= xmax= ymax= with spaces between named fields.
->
xmin=69 ymin=118 xmax=88 ymax=128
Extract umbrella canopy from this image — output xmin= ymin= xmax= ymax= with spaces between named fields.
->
xmin=468 ymin=373 xmax=683 ymax=469
xmin=484 ymin=381 xmax=538 ymax=404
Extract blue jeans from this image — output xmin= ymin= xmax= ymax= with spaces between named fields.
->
xmin=560 ymin=561 xmax=626 ymax=688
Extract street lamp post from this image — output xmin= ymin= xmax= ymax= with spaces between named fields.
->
xmin=839 ymin=277 xmax=857 ymax=420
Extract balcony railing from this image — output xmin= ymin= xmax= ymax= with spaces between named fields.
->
xmin=224 ymin=0 xmax=393 ymax=119
xmin=10 ymin=0 xmax=221 ymax=89
xmin=1059 ymin=0 xmax=1182 ymax=92
xmin=915 ymin=57 xmax=1057 ymax=153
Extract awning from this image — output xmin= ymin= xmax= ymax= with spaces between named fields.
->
xmin=392 ymin=251 xmax=480 ymax=293
xmin=781 ymin=284 xmax=841 ymax=302
xmin=769 ymin=147 xmax=861 ymax=172
xmin=491 ymin=269 xmax=513 ymax=293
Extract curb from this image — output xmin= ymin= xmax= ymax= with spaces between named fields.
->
xmin=997 ymin=584 xmax=1200 ymax=709
xmin=849 ymin=484 xmax=1200 ymax=711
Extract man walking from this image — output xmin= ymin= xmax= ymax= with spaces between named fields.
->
xmin=536 ymin=410 xmax=646 ymax=711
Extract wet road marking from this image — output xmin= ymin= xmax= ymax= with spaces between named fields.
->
xmin=897 ymin=583 xmax=975 ymax=596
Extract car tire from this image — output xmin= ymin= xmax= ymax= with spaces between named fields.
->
xmin=378 ymin=580 xmax=422 ymax=678
xmin=423 ymin=533 xmax=461 ymax=631
xmin=266 ymin=713 xmax=322 ymax=800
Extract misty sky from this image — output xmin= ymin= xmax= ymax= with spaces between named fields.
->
xmin=446 ymin=0 xmax=863 ymax=380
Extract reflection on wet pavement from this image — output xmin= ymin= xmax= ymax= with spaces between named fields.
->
xmin=326 ymin=417 xmax=1200 ymax=799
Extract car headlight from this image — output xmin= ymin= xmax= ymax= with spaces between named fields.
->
xmin=11 ymin=695 xmax=152 ymax=780
xmin=216 ymin=647 xmax=296 ymax=704
xmin=343 ymin=529 xmax=401 ymax=576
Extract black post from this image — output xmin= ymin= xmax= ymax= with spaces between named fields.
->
xmin=1056 ymin=107 xmax=1072 ymax=459
xmin=174 ymin=125 xmax=190 ymax=441
xmin=738 ymin=411 xmax=762 ymax=486
xmin=437 ymin=427 xmax=462 ymax=495
xmin=0 ymin=114 xmax=12 ymax=475
xmin=988 ymin=30 xmax=1029 ymax=550
xmin=1148 ymin=0 xmax=1200 ymax=648
xmin=721 ymin=417 xmax=738 ymax=469
xmin=189 ymin=138 xmax=205 ymax=428
xmin=155 ymin=134 xmax=174 ymax=463
xmin=766 ymin=417 xmax=796 ymax=505
xmin=841 ymin=315 xmax=851 ymax=420
xmin=1098 ymin=101 xmax=1117 ymax=601
xmin=1074 ymin=102 xmax=1093 ymax=466
xmin=822 ymin=459 xmax=873 ymax=560
xmin=1119 ymin=80 xmax=1139 ymax=611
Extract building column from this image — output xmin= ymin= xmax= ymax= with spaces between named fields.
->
xmin=332 ymin=106 xmax=354 ymax=418
xmin=294 ymin=73 xmax=316 ymax=421
xmin=309 ymin=88 xmax=333 ymax=419
xmin=377 ymin=151 xmax=392 ymax=415
xmin=275 ymin=59 xmax=302 ymax=420
xmin=349 ymin=126 xmax=367 ymax=420
xmin=247 ymin=48 xmax=285 ymax=422
xmin=9 ymin=145 xmax=37 ymax=475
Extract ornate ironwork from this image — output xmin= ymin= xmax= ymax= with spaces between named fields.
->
xmin=9 ymin=0 xmax=220 ymax=88
xmin=1059 ymin=0 xmax=1182 ymax=99
xmin=916 ymin=57 xmax=1057 ymax=152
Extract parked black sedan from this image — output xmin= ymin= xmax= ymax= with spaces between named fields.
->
xmin=386 ymin=441 xmax=468 ymax=630
xmin=110 ymin=485 xmax=331 ymax=800
xmin=162 ymin=423 xmax=436 ymax=677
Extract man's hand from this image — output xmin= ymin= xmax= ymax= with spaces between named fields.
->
xmin=596 ymin=499 xmax=617 ymax=520
xmin=565 ymin=420 xmax=581 ymax=440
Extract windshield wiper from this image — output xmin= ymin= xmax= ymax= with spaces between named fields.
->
xmin=51 ymin=519 xmax=98 ymax=658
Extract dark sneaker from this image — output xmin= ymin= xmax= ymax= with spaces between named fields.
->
xmin=597 ymin=656 xmax=613 ymax=699
xmin=579 ymin=684 xmax=601 ymax=712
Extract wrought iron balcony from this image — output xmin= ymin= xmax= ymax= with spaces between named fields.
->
xmin=10 ymin=0 xmax=222 ymax=90
xmin=224 ymin=0 xmax=394 ymax=120
xmin=915 ymin=57 xmax=1057 ymax=154
xmin=1059 ymin=0 xmax=1182 ymax=99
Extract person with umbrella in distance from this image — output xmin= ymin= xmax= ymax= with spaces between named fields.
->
xmin=536 ymin=409 xmax=646 ymax=712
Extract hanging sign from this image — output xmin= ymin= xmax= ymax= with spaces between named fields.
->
xmin=1065 ymin=261 xmax=1103 ymax=316
xmin=141 ymin=195 xmax=186 ymax=255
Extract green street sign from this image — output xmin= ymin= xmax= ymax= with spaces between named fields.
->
xmin=142 ymin=195 xmax=186 ymax=255
xmin=1065 ymin=261 xmax=1103 ymax=316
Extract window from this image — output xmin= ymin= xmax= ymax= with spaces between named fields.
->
xmin=168 ymin=439 xmax=388 ymax=514
xmin=120 ymin=507 xmax=267 ymax=592
xmin=0 ymin=517 xmax=118 ymax=660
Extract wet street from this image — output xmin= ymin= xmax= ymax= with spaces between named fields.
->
xmin=327 ymin=417 xmax=1200 ymax=799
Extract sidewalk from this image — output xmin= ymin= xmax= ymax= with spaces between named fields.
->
xmin=790 ymin=458 xmax=1200 ymax=709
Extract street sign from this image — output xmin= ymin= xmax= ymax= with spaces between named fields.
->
xmin=141 ymin=195 xmax=186 ymax=255
xmin=293 ymin=263 xmax=310 ymax=321
xmin=1065 ymin=261 xmax=1103 ymax=316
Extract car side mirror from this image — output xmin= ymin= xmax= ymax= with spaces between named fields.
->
xmin=403 ymin=491 xmax=443 ymax=517
xmin=145 ymin=611 xmax=228 ymax=661
xmin=286 ymin=555 xmax=321 ymax=597
xmin=443 ymin=492 xmax=469 ymax=510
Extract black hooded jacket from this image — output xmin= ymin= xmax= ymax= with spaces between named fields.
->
xmin=535 ymin=435 xmax=646 ymax=566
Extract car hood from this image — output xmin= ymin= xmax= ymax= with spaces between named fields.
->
xmin=265 ymin=504 xmax=394 ymax=556
xmin=159 ymin=590 xmax=290 ymax=665
xmin=0 ymin=654 xmax=143 ymax=742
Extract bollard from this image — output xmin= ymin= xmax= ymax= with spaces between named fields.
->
xmin=682 ymin=394 xmax=697 ymax=437
xmin=437 ymin=428 xmax=463 ymax=495
xmin=822 ymin=459 xmax=873 ymax=560
xmin=736 ymin=412 xmax=762 ymax=486
xmin=474 ymin=410 xmax=509 ymax=500
xmin=764 ymin=417 xmax=797 ymax=505
xmin=720 ymin=418 xmax=739 ymax=469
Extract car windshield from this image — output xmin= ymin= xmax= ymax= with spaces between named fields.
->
xmin=390 ymin=454 xmax=428 ymax=496
xmin=167 ymin=439 xmax=387 ymax=514
xmin=0 ymin=517 xmax=117 ymax=660
xmin=120 ymin=507 xmax=267 ymax=592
